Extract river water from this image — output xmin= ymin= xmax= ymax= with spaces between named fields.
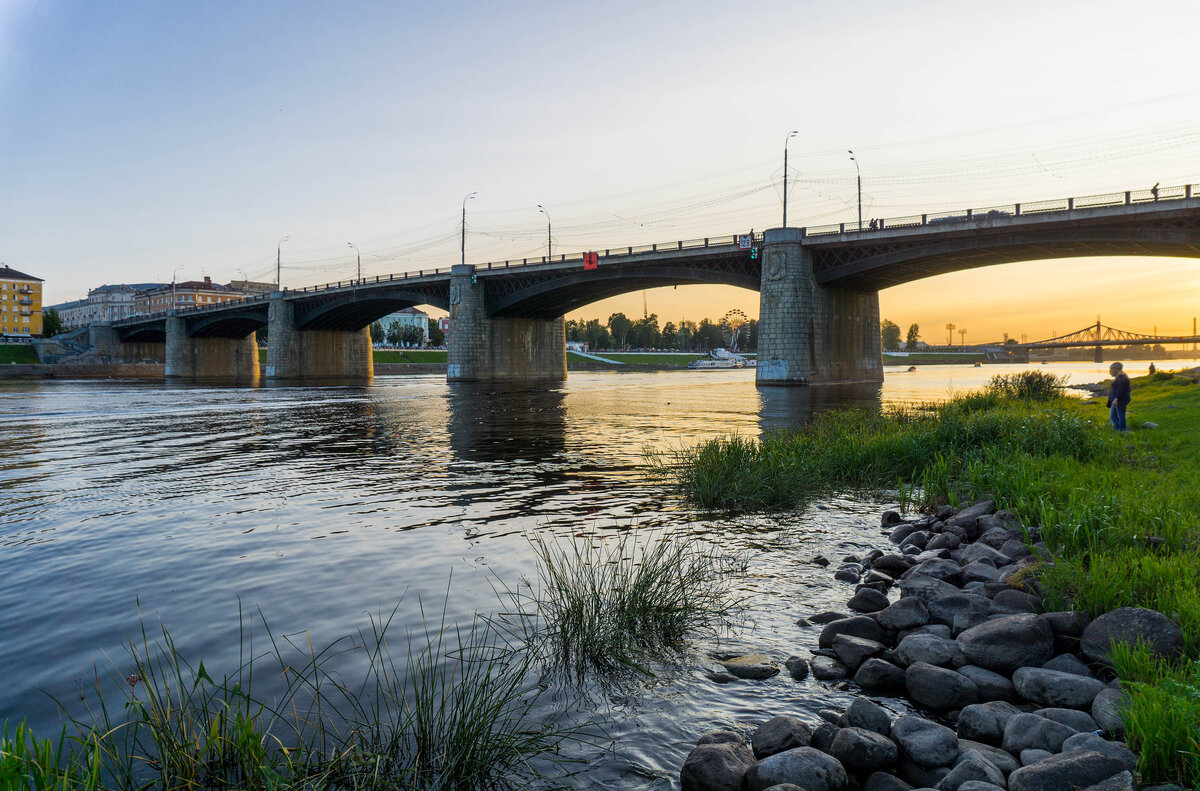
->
xmin=0 ymin=360 xmax=1188 ymax=788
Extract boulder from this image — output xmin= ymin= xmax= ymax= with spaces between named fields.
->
xmin=1013 ymin=667 xmax=1107 ymax=709
xmin=876 ymin=553 xmax=916 ymax=576
xmin=834 ymin=634 xmax=887 ymax=671
xmin=1080 ymin=607 xmax=1184 ymax=664
xmin=890 ymin=522 xmax=921 ymax=543
xmin=680 ymin=741 xmax=756 ymax=791
xmin=896 ymin=633 xmax=965 ymax=668
xmin=836 ymin=568 xmax=862 ymax=583
xmin=1091 ymin=687 xmax=1128 ymax=735
xmin=785 ymin=655 xmax=811 ymax=680
xmin=891 ymin=715 xmax=960 ymax=768
xmin=882 ymin=510 xmax=905 ymax=526
xmin=752 ymin=716 xmax=814 ymax=758
xmin=928 ymin=595 xmax=993 ymax=629
xmin=879 ymin=597 xmax=931 ymax=631
xmin=1033 ymin=708 xmax=1099 ymax=733
xmin=897 ymin=759 xmax=951 ymax=787
xmin=722 ymin=655 xmax=780 ymax=680
xmin=697 ymin=731 xmax=743 ymax=746
xmin=999 ymin=539 xmax=1032 ymax=561
xmin=855 ymin=658 xmax=907 ymax=692
xmin=810 ymin=723 xmax=838 ymax=753
xmin=978 ymin=525 xmax=1021 ymax=549
xmin=865 ymin=771 xmax=914 ymax=791
xmin=809 ymin=610 xmax=851 ymax=625
xmin=1040 ymin=610 xmax=1091 ymax=655
xmin=960 ymin=543 xmax=1012 ymax=566
xmin=747 ymin=746 xmax=851 ymax=791
xmin=906 ymin=662 xmax=979 ymax=710
xmin=957 ymin=614 xmax=1055 ymax=674
xmin=952 ymin=612 xmax=991 ymax=636
xmin=811 ymin=655 xmax=849 ymax=680
xmin=841 ymin=697 xmax=893 ymax=736
xmin=901 ymin=531 xmax=932 ymax=551
xmin=1083 ymin=771 xmax=1135 ymax=791
xmin=1007 ymin=750 xmax=1127 ymax=791
xmin=831 ymin=726 xmax=899 ymax=772
xmin=1041 ymin=652 xmax=1092 ymax=677
xmin=955 ymin=740 xmax=1020 ymax=776
xmin=927 ymin=532 xmax=962 ymax=551
xmin=1062 ymin=732 xmax=1138 ymax=770
xmin=956 ymin=783 xmax=1005 ymax=791
xmin=850 ymin=587 xmax=892 ymax=612
xmin=1001 ymin=712 xmax=1079 ymax=754
xmin=960 ymin=562 xmax=1004 ymax=585
xmin=935 ymin=750 xmax=1004 ymax=790
xmin=819 ymin=616 xmax=890 ymax=649
xmin=956 ymin=701 xmax=1021 ymax=744
xmin=907 ymin=558 xmax=964 ymax=586
xmin=956 ymin=665 xmax=1015 ymax=701
xmin=990 ymin=588 xmax=1039 ymax=614
xmin=900 ymin=623 xmax=954 ymax=642
xmin=1019 ymin=748 xmax=1053 ymax=766
xmin=955 ymin=500 xmax=997 ymax=520
xmin=900 ymin=574 xmax=962 ymax=605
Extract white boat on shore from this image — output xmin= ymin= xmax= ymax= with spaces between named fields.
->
xmin=687 ymin=349 xmax=756 ymax=370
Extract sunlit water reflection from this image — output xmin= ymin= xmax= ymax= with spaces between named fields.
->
xmin=0 ymin=360 xmax=1188 ymax=788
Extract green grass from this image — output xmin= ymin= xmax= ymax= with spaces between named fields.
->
xmin=883 ymin=352 xmax=988 ymax=365
xmin=0 ymin=344 xmax=40 ymax=364
xmin=657 ymin=368 xmax=1200 ymax=787
xmin=255 ymin=349 xmax=446 ymax=364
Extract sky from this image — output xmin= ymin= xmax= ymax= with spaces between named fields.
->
xmin=1 ymin=0 xmax=1198 ymax=342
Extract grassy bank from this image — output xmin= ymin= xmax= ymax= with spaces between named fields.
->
xmin=882 ymin=352 xmax=988 ymax=365
xmin=655 ymin=369 xmax=1200 ymax=786
xmin=0 ymin=344 xmax=40 ymax=364
xmin=255 ymin=349 xmax=448 ymax=364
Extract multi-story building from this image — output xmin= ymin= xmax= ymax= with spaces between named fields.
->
xmin=48 ymin=283 xmax=162 ymax=329
xmin=380 ymin=306 xmax=429 ymax=344
xmin=0 ymin=265 xmax=43 ymax=336
xmin=134 ymin=277 xmax=248 ymax=314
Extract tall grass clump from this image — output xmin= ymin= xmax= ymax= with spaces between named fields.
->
xmin=32 ymin=602 xmax=587 ymax=790
xmin=984 ymin=370 xmax=1069 ymax=400
xmin=1111 ymin=644 xmax=1200 ymax=785
xmin=1 ymin=722 xmax=101 ymax=791
xmin=502 ymin=532 xmax=742 ymax=681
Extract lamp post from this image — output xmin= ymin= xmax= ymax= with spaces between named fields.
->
xmin=849 ymin=149 xmax=862 ymax=231
xmin=461 ymin=192 xmax=477 ymax=266
xmin=171 ymin=264 xmax=184 ymax=311
xmin=276 ymin=235 xmax=290 ymax=289
xmin=347 ymin=242 xmax=361 ymax=282
xmin=782 ymin=131 xmax=798 ymax=228
xmin=537 ymin=204 xmax=552 ymax=260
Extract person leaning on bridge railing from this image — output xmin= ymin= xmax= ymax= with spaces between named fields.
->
xmin=1107 ymin=361 xmax=1131 ymax=432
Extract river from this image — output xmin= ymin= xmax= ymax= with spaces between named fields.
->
xmin=0 ymin=360 xmax=1189 ymax=788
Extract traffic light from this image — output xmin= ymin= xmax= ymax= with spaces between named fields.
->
xmin=749 ymin=247 xmax=758 ymax=260
xmin=470 ymin=273 xmax=477 ymax=284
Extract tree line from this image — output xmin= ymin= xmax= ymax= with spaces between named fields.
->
xmin=566 ymin=313 xmax=758 ymax=351
xmin=880 ymin=320 xmax=921 ymax=352
xmin=369 ymin=318 xmax=445 ymax=347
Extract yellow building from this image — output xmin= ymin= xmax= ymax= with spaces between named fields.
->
xmin=0 ymin=265 xmax=43 ymax=336
xmin=134 ymin=276 xmax=248 ymax=314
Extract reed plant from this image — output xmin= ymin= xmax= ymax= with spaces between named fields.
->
xmin=1111 ymin=643 xmax=1200 ymax=785
xmin=1 ymin=722 xmax=102 ymax=791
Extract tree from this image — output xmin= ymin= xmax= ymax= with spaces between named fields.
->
xmin=745 ymin=318 xmax=758 ymax=351
xmin=400 ymin=325 xmax=424 ymax=347
xmin=677 ymin=319 xmax=697 ymax=350
xmin=629 ymin=314 xmax=661 ymax=349
xmin=565 ymin=319 xmax=584 ymax=343
xmin=428 ymin=318 xmax=444 ymax=346
xmin=385 ymin=321 xmax=403 ymax=346
xmin=881 ymin=319 xmax=901 ymax=352
xmin=906 ymin=323 xmax=920 ymax=350
xmin=42 ymin=308 xmax=63 ymax=337
xmin=607 ymin=312 xmax=633 ymax=349
xmin=584 ymin=319 xmax=611 ymax=350
xmin=696 ymin=318 xmax=724 ymax=351
xmin=662 ymin=321 xmax=677 ymax=349
xmin=370 ymin=321 xmax=385 ymax=345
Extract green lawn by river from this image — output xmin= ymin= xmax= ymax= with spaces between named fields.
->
xmin=0 ymin=344 xmax=40 ymax=364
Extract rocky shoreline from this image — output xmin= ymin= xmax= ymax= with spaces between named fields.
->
xmin=680 ymin=500 xmax=1186 ymax=791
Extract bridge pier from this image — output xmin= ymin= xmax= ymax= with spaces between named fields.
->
xmin=756 ymin=228 xmax=883 ymax=386
xmin=447 ymin=265 xmax=566 ymax=382
xmin=1094 ymin=345 xmax=1104 ymax=363
xmin=164 ymin=315 xmax=259 ymax=382
xmin=89 ymin=323 xmax=164 ymax=364
xmin=265 ymin=294 xmax=373 ymax=382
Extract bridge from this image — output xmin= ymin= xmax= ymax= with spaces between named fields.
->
xmin=90 ymin=181 xmax=1200 ymax=386
xmin=1011 ymin=321 xmax=1200 ymax=362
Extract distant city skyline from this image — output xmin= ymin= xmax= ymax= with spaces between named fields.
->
xmin=2 ymin=1 xmax=1198 ymax=340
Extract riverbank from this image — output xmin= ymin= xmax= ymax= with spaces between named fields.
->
xmin=664 ymin=370 xmax=1200 ymax=789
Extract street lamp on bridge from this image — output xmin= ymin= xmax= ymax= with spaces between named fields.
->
xmin=276 ymin=235 xmax=290 ymax=290
xmin=171 ymin=264 xmax=184 ymax=310
xmin=537 ymin=204 xmax=552 ymax=260
xmin=461 ymin=192 xmax=477 ymax=267
xmin=849 ymin=150 xmax=862 ymax=231
xmin=347 ymin=242 xmax=361 ymax=282
xmin=782 ymin=130 xmax=798 ymax=228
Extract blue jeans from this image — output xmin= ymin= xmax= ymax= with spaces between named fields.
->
xmin=1110 ymin=401 xmax=1128 ymax=431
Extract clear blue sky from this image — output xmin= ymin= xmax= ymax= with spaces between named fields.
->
xmin=2 ymin=0 xmax=1198 ymax=339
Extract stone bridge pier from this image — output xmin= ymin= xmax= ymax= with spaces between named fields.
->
xmin=89 ymin=323 xmax=165 ymax=364
xmin=756 ymin=228 xmax=883 ymax=386
xmin=164 ymin=315 xmax=259 ymax=382
xmin=447 ymin=265 xmax=566 ymax=382
xmin=265 ymin=293 xmax=373 ymax=382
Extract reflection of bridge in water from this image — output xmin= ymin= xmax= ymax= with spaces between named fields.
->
xmin=89 ymin=181 xmax=1200 ymax=386
xmin=1013 ymin=321 xmax=1200 ymax=362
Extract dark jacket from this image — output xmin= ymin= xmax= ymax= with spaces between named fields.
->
xmin=1108 ymin=372 xmax=1131 ymax=407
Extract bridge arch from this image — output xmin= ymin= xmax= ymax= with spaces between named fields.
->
xmin=189 ymin=309 xmax=269 ymax=338
xmin=293 ymin=289 xmax=451 ymax=331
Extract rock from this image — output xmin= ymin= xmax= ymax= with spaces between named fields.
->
xmin=901 ymin=623 xmax=954 ymax=642
xmin=836 ymin=568 xmax=862 ymax=583
xmin=990 ymin=588 xmax=1039 ymax=614
xmin=813 ymin=555 xmax=831 ymax=566
xmin=820 ymin=616 xmax=890 ymax=649
xmin=999 ymin=539 xmax=1032 ymax=561
xmin=722 ymin=655 xmax=780 ymax=680
xmin=747 ymin=746 xmax=851 ymax=791
xmin=896 ymin=634 xmax=965 ymax=668
xmin=957 ymin=665 xmax=1015 ymax=701
xmin=1062 ymin=732 xmax=1138 ymax=770
xmin=907 ymin=662 xmax=979 ymax=710
xmin=1019 ymin=748 xmax=1053 ymax=766
xmin=866 ymin=570 xmax=897 ymax=586
xmin=891 ymin=716 xmax=960 ymax=768
xmin=1013 ymin=667 xmax=1107 ymax=709
xmin=935 ymin=750 xmax=1005 ymax=790
xmin=900 ymin=574 xmax=962 ymax=605
xmin=1041 ymin=653 xmax=1093 ymax=677
xmin=928 ymin=595 xmax=993 ymax=629
xmin=956 ymin=740 xmax=1020 ymax=776
xmin=890 ymin=522 xmax=922 ymax=544
xmin=1080 ymin=607 xmax=1184 ymax=664
xmin=956 ymin=500 xmax=997 ymax=520
xmin=978 ymin=525 xmax=1019 ymax=549
xmin=752 ymin=716 xmax=814 ymax=759
xmin=879 ymin=598 xmax=931 ymax=631
xmin=865 ymin=771 xmax=914 ymax=791
xmin=1083 ymin=771 xmax=1135 ymax=791
xmin=811 ymin=655 xmax=849 ymax=680
xmin=957 ymin=614 xmax=1055 ymax=674
xmin=1001 ymin=712 xmax=1079 ymax=754
xmin=833 ymin=634 xmax=887 ymax=671
xmin=876 ymin=552 xmax=916 ymax=575
xmin=960 ymin=562 xmax=1004 ymax=585
xmin=810 ymin=722 xmax=838 ymax=753
xmin=960 ymin=543 xmax=1012 ymax=566
xmin=956 ymin=783 xmax=1005 ymax=791
xmin=849 ymin=587 xmax=892 ymax=613
xmin=956 ymin=701 xmax=1021 ymax=744
xmin=907 ymin=558 xmax=964 ymax=586
xmin=935 ymin=505 xmax=957 ymax=520
xmin=951 ymin=612 xmax=990 ymax=636
xmin=841 ymin=697 xmax=893 ymax=736
xmin=915 ymin=548 xmax=952 ymax=563
xmin=1033 ymin=708 xmax=1099 ymax=733
xmin=1091 ymin=687 xmax=1128 ymax=735
xmin=760 ymin=785 xmax=807 ymax=791
xmin=1007 ymin=750 xmax=1126 ymax=791
xmin=809 ymin=610 xmax=851 ymax=625
xmin=831 ymin=726 xmax=899 ymax=772
xmin=1142 ymin=421 xmax=1159 ymax=429
xmin=680 ymin=741 xmax=756 ymax=791
xmin=855 ymin=658 xmax=907 ymax=692
xmin=697 ymin=730 xmax=744 ymax=746
xmin=927 ymin=532 xmax=962 ymax=551
xmin=706 ymin=672 xmax=738 ymax=683
xmin=901 ymin=531 xmax=932 ymax=551
xmin=883 ymin=510 xmax=905 ymax=526
xmin=1040 ymin=610 xmax=1091 ymax=655
xmin=818 ymin=708 xmax=842 ymax=725
xmin=785 ymin=655 xmax=811 ymax=680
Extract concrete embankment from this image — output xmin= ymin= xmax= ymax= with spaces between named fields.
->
xmin=0 ymin=363 xmax=166 ymax=379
